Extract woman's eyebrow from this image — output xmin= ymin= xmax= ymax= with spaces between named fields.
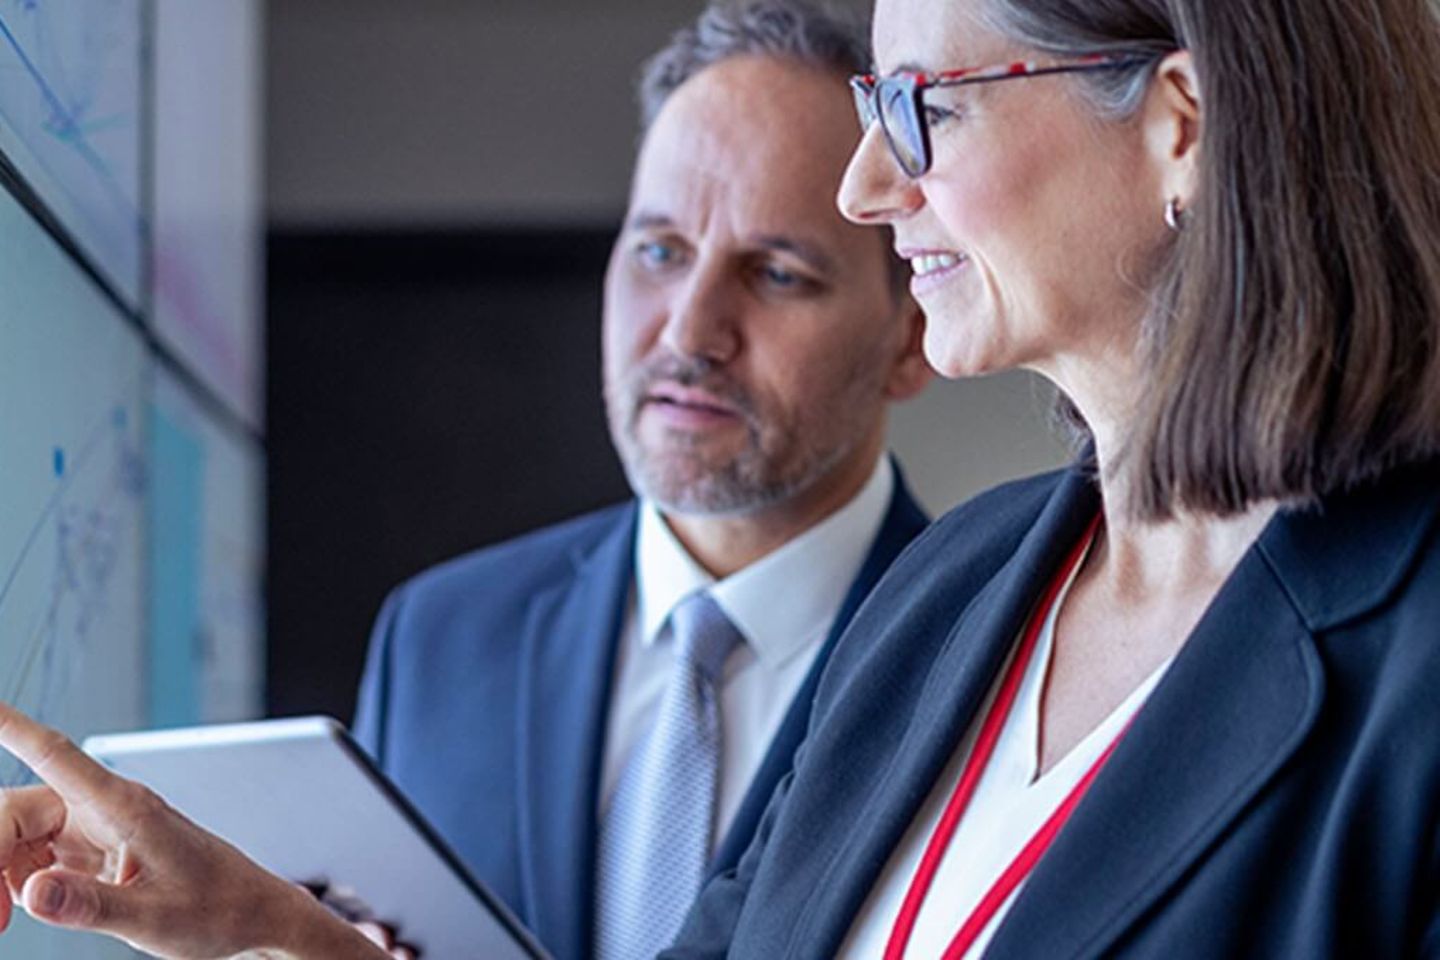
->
xmin=873 ymin=60 xmax=930 ymax=76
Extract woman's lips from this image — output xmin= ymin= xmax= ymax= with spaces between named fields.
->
xmin=899 ymin=247 xmax=970 ymax=297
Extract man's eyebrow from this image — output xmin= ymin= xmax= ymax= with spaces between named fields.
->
xmin=752 ymin=234 xmax=837 ymax=274
xmin=624 ymin=211 xmax=674 ymax=232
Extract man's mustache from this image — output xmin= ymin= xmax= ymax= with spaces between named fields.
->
xmin=627 ymin=360 xmax=757 ymax=423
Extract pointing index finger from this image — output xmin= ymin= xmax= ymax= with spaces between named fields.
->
xmin=0 ymin=702 xmax=119 ymax=807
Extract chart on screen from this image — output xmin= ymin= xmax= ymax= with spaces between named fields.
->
xmin=152 ymin=0 xmax=264 ymax=425
xmin=0 ymin=1 xmax=263 ymax=956
xmin=0 ymin=0 xmax=144 ymax=304
xmin=0 ymin=182 xmax=148 ymax=960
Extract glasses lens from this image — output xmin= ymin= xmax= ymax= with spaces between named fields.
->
xmin=877 ymin=79 xmax=926 ymax=177
xmin=849 ymin=77 xmax=877 ymax=131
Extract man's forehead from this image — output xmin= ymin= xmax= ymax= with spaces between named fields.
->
xmin=624 ymin=162 xmax=847 ymax=262
xmin=627 ymin=57 xmax=860 ymax=240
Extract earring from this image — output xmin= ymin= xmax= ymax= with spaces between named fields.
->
xmin=1164 ymin=197 xmax=1188 ymax=232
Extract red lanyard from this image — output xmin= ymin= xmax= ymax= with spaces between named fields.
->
xmin=884 ymin=514 xmax=1116 ymax=960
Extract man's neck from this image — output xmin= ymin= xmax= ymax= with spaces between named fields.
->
xmin=661 ymin=454 xmax=884 ymax=578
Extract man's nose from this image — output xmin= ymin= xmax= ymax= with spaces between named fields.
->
xmin=658 ymin=262 xmax=741 ymax=363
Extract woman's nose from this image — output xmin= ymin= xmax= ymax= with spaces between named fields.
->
xmin=838 ymin=123 xmax=923 ymax=226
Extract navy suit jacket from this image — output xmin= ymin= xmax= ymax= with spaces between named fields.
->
xmin=666 ymin=458 xmax=1440 ymax=958
xmin=352 ymin=469 xmax=928 ymax=960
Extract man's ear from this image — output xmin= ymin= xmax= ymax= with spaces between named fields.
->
xmin=884 ymin=295 xmax=933 ymax=401
xmin=1144 ymin=49 xmax=1203 ymax=213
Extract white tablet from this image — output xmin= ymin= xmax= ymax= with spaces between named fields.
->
xmin=84 ymin=716 xmax=550 ymax=960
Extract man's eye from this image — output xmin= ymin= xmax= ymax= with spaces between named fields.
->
xmin=635 ymin=240 xmax=683 ymax=269
xmin=760 ymin=263 xmax=802 ymax=287
xmin=755 ymin=262 xmax=820 ymax=295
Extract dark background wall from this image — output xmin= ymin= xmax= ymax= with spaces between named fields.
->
xmin=267 ymin=230 xmax=631 ymax=719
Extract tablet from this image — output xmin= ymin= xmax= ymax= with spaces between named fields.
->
xmin=84 ymin=716 xmax=550 ymax=960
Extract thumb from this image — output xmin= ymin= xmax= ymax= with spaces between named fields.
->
xmin=21 ymin=869 xmax=136 ymax=934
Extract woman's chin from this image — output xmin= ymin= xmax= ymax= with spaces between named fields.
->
xmin=920 ymin=312 xmax=1016 ymax=379
xmin=923 ymin=339 xmax=1004 ymax=381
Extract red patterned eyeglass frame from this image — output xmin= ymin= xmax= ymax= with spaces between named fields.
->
xmin=850 ymin=53 xmax=1158 ymax=178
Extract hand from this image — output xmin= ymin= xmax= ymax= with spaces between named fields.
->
xmin=355 ymin=920 xmax=420 ymax=959
xmin=300 ymin=882 xmax=421 ymax=960
xmin=0 ymin=702 xmax=389 ymax=960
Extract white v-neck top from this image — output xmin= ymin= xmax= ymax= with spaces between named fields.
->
xmin=839 ymin=543 xmax=1172 ymax=959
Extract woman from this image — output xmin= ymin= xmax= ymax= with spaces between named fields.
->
xmin=3 ymin=0 xmax=1440 ymax=957
xmin=661 ymin=0 xmax=1440 ymax=955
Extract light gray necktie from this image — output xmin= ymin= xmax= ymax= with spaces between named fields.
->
xmin=594 ymin=591 xmax=743 ymax=959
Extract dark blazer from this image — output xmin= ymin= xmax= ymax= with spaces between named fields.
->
xmin=666 ymin=458 xmax=1440 ymax=959
xmin=352 ymin=469 xmax=928 ymax=960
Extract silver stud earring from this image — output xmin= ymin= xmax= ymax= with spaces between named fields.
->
xmin=1164 ymin=197 xmax=1188 ymax=232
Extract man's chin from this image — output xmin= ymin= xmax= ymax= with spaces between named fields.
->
xmin=626 ymin=461 xmax=776 ymax=517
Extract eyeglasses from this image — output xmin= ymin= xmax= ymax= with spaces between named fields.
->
xmin=850 ymin=54 xmax=1157 ymax=178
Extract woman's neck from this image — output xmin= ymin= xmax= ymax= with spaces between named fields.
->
xmin=1080 ymin=394 xmax=1278 ymax=601
xmin=1090 ymin=503 xmax=1278 ymax=608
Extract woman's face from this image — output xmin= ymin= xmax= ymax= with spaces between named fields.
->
xmin=839 ymin=0 xmax=1168 ymax=386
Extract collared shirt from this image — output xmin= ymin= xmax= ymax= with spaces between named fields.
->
xmin=838 ymin=542 xmax=1173 ymax=959
xmin=598 ymin=456 xmax=895 ymax=850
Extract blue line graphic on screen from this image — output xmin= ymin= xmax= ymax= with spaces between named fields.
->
xmin=0 ymin=401 xmax=145 ymax=789
xmin=0 ymin=14 xmax=131 ymax=205
xmin=0 ymin=0 xmax=144 ymax=301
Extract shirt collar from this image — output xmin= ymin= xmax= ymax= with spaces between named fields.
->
xmin=634 ymin=457 xmax=894 ymax=670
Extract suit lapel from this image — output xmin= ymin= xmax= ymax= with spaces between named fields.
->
xmin=708 ymin=467 xmax=931 ymax=878
xmin=515 ymin=506 xmax=636 ymax=960
xmin=985 ymin=544 xmax=1323 ymax=959
xmin=797 ymin=466 xmax=1102 ymax=956
xmin=984 ymin=461 xmax=1440 ymax=958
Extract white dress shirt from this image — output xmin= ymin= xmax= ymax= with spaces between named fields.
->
xmin=839 ymin=541 xmax=1172 ymax=959
xmin=598 ymin=457 xmax=895 ymax=850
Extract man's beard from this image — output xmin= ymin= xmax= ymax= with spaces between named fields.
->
xmin=605 ymin=358 xmax=851 ymax=517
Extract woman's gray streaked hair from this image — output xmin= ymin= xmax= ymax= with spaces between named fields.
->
xmin=977 ymin=1 xmax=1176 ymax=120
xmin=637 ymin=0 xmax=871 ymax=129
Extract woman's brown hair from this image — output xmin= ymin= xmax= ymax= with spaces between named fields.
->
xmin=983 ymin=0 xmax=1440 ymax=518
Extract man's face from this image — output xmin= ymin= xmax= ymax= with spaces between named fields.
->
xmin=603 ymin=55 xmax=914 ymax=517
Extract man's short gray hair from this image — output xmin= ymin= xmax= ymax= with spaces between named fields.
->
xmin=638 ymin=0 xmax=871 ymax=130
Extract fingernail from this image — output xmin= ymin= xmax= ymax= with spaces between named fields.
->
xmin=37 ymin=879 xmax=66 ymax=916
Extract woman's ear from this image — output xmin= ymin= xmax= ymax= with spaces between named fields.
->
xmin=1144 ymin=50 xmax=1202 ymax=212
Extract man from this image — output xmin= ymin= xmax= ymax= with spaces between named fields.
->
xmin=352 ymin=2 xmax=931 ymax=958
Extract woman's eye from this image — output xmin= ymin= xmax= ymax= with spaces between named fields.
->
xmin=923 ymin=104 xmax=959 ymax=128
